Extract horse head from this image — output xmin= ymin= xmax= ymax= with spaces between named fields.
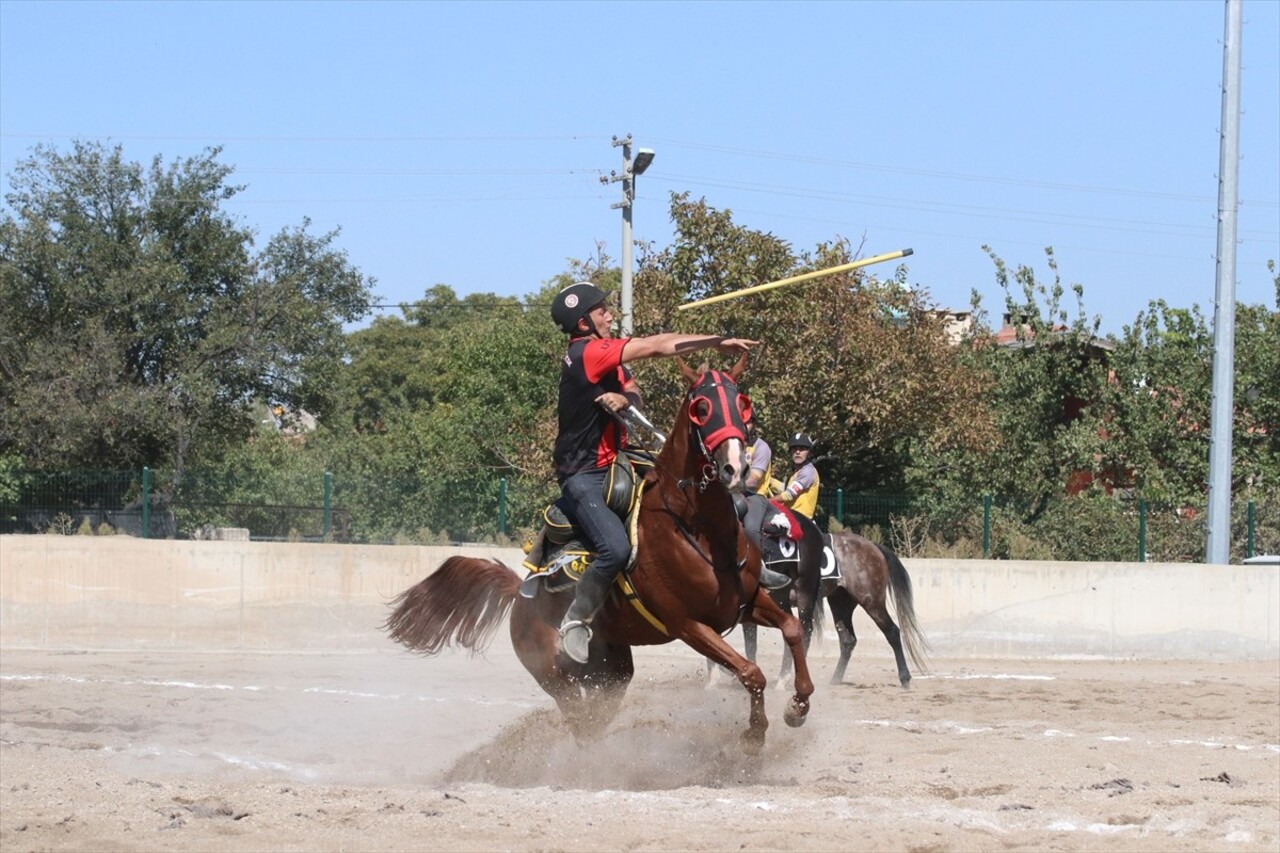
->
xmin=676 ymin=354 xmax=752 ymax=492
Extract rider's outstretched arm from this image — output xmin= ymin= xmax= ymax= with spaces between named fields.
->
xmin=621 ymin=333 xmax=758 ymax=364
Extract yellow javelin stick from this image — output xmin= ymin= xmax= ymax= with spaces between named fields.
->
xmin=677 ymin=248 xmax=913 ymax=311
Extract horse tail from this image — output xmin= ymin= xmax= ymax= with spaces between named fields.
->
xmin=802 ymin=516 xmax=827 ymax=644
xmin=384 ymin=556 xmax=520 ymax=656
xmin=877 ymin=544 xmax=932 ymax=673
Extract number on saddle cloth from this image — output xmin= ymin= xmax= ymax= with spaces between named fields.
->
xmin=819 ymin=532 xmax=840 ymax=581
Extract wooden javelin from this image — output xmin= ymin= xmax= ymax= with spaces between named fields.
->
xmin=677 ymin=248 xmax=913 ymax=311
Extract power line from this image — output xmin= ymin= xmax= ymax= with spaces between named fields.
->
xmin=646 ymin=136 xmax=1279 ymax=206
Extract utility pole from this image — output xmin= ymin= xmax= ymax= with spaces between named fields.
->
xmin=601 ymin=134 xmax=654 ymax=337
xmin=1206 ymin=0 xmax=1243 ymax=564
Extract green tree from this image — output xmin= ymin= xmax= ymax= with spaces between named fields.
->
xmin=1096 ymin=263 xmax=1280 ymax=559
xmin=1231 ymin=263 xmax=1280 ymax=504
xmin=317 ymin=281 xmax=569 ymax=541
xmin=0 ymin=141 xmax=373 ymax=490
xmin=936 ymin=249 xmax=1108 ymax=507
xmin=1098 ymin=300 xmax=1214 ymax=507
xmin=896 ymin=248 xmax=1118 ymax=555
xmin=171 ymin=420 xmax=331 ymax=538
xmin=634 ymin=193 xmax=994 ymax=498
xmin=1099 ymin=268 xmax=1279 ymax=511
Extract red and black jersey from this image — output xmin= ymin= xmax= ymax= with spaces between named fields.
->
xmin=554 ymin=335 xmax=634 ymax=483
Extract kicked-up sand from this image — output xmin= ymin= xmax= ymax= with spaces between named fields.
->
xmin=1 ymin=635 xmax=1277 ymax=852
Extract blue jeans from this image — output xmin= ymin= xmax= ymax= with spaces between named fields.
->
xmin=559 ymin=465 xmax=629 ymax=582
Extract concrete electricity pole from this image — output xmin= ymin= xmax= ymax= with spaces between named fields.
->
xmin=1205 ymin=0 xmax=1243 ymax=564
xmin=601 ymin=134 xmax=654 ymax=337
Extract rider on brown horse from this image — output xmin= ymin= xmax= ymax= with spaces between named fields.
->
xmin=549 ymin=281 xmax=787 ymax=664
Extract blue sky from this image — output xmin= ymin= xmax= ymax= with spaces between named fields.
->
xmin=2 ymin=0 xmax=1277 ymax=336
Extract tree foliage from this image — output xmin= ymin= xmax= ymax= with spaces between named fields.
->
xmin=0 ymin=141 xmax=373 ymax=486
xmin=633 ymin=193 xmax=995 ymax=494
xmin=4 ymin=141 xmax=1276 ymax=560
xmin=314 ymin=281 xmax=570 ymax=541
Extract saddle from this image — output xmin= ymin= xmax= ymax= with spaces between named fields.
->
xmin=735 ymin=493 xmax=840 ymax=584
xmin=521 ymin=452 xmax=654 ymax=594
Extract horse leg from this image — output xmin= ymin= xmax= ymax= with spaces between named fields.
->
xmin=511 ymin=609 xmax=583 ymax=723
xmin=827 ymin=587 xmax=858 ymax=685
xmin=778 ymin=583 xmax=818 ymax=684
xmin=578 ymin=643 xmax=635 ymax=738
xmin=773 ymin=587 xmax=794 ymax=684
xmin=746 ymin=589 xmax=813 ymax=729
xmin=864 ymin=599 xmax=912 ymax=689
xmin=678 ymin=622 xmax=771 ymax=754
xmin=704 ymin=625 xmax=750 ymax=688
xmin=747 ymin=596 xmax=794 ymax=691
xmin=509 ymin=593 xmax=609 ymax=739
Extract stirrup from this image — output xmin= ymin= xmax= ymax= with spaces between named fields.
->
xmin=557 ymin=619 xmax=593 ymax=664
xmin=558 ymin=619 xmax=592 ymax=639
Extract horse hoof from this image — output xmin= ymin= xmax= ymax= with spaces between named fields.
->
xmin=783 ymin=699 xmax=809 ymax=728
xmin=740 ymin=729 xmax=766 ymax=756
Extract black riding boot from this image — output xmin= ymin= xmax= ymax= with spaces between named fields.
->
xmin=558 ymin=567 xmax=616 ymax=664
xmin=758 ymin=565 xmax=792 ymax=590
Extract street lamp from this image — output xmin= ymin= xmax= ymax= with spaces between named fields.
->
xmin=602 ymin=135 xmax=654 ymax=337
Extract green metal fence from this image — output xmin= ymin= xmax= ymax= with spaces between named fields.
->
xmin=1 ymin=468 xmax=1275 ymax=563
xmin=0 ymin=467 xmax=346 ymax=543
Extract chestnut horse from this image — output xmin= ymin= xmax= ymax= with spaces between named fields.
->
xmin=385 ymin=358 xmax=813 ymax=753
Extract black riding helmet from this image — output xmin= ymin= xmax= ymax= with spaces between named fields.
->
xmin=788 ymin=432 xmax=814 ymax=450
xmin=551 ymin=282 xmax=608 ymax=335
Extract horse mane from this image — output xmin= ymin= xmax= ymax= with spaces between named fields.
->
xmin=656 ymin=380 xmax=696 ymax=478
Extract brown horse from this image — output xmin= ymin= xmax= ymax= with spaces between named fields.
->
xmin=825 ymin=531 xmax=930 ymax=687
xmin=385 ymin=357 xmax=813 ymax=753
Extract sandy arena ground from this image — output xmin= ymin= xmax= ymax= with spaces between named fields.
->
xmin=1 ymin=631 xmax=1277 ymax=853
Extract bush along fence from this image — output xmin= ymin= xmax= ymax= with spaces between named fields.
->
xmin=0 ymin=468 xmax=1274 ymax=564
xmin=0 ymin=468 xmax=343 ymax=543
xmin=815 ymin=489 xmax=1276 ymax=564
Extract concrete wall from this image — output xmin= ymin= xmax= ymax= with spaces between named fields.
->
xmin=911 ymin=559 xmax=1277 ymax=659
xmin=1 ymin=535 xmax=1276 ymax=659
xmin=0 ymin=535 xmax=525 ymax=652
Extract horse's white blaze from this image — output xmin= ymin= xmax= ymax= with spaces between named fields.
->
xmin=714 ymin=437 xmax=746 ymax=490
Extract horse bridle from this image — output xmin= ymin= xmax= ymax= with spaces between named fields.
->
xmin=681 ymin=369 xmax=751 ymax=492
xmin=650 ymin=368 xmax=752 ymax=572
